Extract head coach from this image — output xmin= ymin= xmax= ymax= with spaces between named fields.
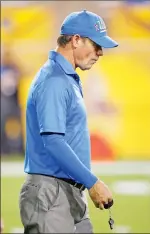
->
xmin=19 ymin=10 xmax=118 ymax=233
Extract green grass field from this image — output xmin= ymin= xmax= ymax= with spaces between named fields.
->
xmin=2 ymin=173 xmax=150 ymax=233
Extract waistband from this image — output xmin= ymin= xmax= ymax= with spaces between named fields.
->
xmin=27 ymin=173 xmax=86 ymax=191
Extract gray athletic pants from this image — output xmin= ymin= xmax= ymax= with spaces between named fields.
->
xmin=19 ymin=174 xmax=93 ymax=233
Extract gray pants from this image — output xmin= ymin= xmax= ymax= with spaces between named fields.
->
xmin=19 ymin=174 xmax=93 ymax=233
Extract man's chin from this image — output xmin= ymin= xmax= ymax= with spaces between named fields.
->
xmin=80 ymin=65 xmax=92 ymax=71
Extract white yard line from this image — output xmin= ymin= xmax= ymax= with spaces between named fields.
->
xmin=1 ymin=161 xmax=150 ymax=177
xmin=91 ymin=161 xmax=150 ymax=175
xmin=112 ymin=180 xmax=150 ymax=195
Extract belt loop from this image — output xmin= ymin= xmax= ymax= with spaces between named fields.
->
xmin=73 ymin=182 xmax=78 ymax=187
xmin=79 ymin=184 xmax=85 ymax=192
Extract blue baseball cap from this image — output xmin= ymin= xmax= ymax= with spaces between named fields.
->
xmin=60 ymin=10 xmax=118 ymax=48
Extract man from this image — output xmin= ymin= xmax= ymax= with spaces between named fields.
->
xmin=19 ymin=10 xmax=118 ymax=233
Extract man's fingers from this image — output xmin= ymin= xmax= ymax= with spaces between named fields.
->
xmin=99 ymin=202 xmax=104 ymax=210
xmin=108 ymin=197 xmax=113 ymax=202
xmin=94 ymin=201 xmax=99 ymax=208
xmin=104 ymin=199 xmax=114 ymax=209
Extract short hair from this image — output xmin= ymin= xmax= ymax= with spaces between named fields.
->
xmin=57 ymin=35 xmax=73 ymax=47
xmin=57 ymin=35 xmax=88 ymax=48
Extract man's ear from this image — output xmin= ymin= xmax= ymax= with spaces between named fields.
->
xmin=72 ymin=34 xmax=83 ymax=48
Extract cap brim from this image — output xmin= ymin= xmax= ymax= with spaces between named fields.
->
xmin=91 ymin=35 xmax=118 ymax=48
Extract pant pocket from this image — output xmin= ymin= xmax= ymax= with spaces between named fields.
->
xmin=19 ymin=183 xmax=40 ymax=226
xmin=37 ymin=179 xmax=60 ymax=212
xmin=71 ymin=188 xmax=87 ymax=223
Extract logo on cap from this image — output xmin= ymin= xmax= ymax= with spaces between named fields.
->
xmin=95 ymin=19 xmax=106 ymax=32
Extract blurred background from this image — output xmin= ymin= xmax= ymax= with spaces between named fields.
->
xmin=1 ymin=0 xmax=150 ymax=233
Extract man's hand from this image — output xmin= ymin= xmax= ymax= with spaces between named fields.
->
xmin=88 ymin=179 xmax=113 ymax=210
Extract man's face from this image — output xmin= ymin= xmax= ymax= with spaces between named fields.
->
xmin=73 ymin=36 xmax=103 ymax=70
